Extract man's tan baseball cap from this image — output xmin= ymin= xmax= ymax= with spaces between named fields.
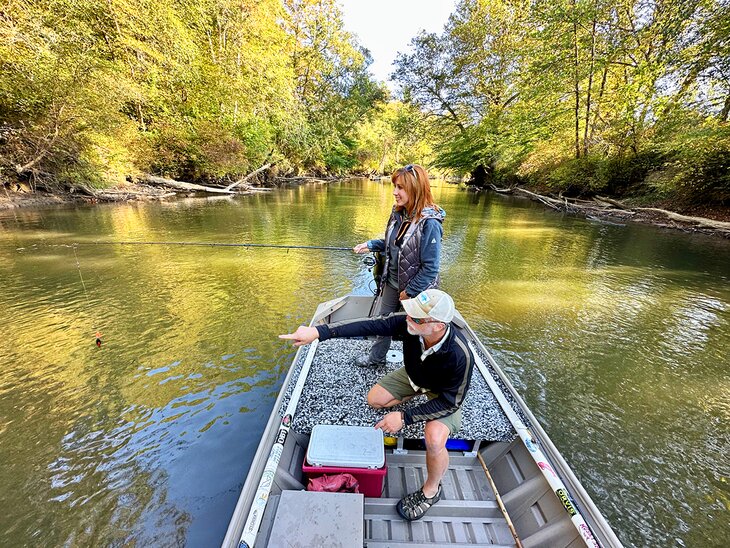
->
xmin=402 ymin=289 xmax=455 ymax=323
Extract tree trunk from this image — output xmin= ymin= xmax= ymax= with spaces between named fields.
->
xmin=583 ymin=18 xmax=597 ymax=157
xmin=720 ymin=94 xmax=730 ymax=122
xmin=471 ymin=164 xmax=488 ymax=188
xmin=144 ymin=175 xmax=236 ymax=194
xmin=378 ymin=138 xmax=387 ymax=173
xmin=15 ymin=109 xmax=63 ymax=175
xmin=572 ymin=5 xmax=581 ymax=159
xmin=589 ymin=67 xmax=608 ymax=144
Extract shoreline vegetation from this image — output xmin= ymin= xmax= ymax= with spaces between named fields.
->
xmin=2 ymin=172 xmax=729 ymax=238
xmin=1 ymin=0 xmax=728 ymax=237
xmin=0 ymin=172 xmax=343 ymax=206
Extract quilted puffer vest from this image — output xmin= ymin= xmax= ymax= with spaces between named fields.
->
xmin=380 ymin=206 xmax=445 ymax=295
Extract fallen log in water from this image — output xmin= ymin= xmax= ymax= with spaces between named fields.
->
xmin=143 ymin=175 xmax=236 ymax=194
xmin=488 ymin=184 xmax=513 ymax=194
xmin=513 ymin=187 xmax=563 ymax=210
xmin=224 ymin=162 xmax=274 ymax=192
xmin=595 ymin=195 xmax=632 ymax=210
xmin=275 ymin=176 xmax=342 ymax=184
xmin=493 ymin=186 xmax=729 ymax=232
xmin=635 ymin=207 xmax=730 ymax=230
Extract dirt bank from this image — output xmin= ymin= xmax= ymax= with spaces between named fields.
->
xmin=482 ymin=185 xmax=730 ymax=239
xmin=0 ymin=175 xmax=337 ymax=211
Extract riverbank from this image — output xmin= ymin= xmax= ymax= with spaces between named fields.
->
xmin=0 ymin=175 xmax=339 ymax=211
xmin=477 ymin=184 xmax=730 ymax=238
xmin=3 ymin=178 xmax=729 ymax=238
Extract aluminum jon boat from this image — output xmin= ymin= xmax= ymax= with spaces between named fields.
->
xmin=222 ymin=295 xmax=623 ymax=547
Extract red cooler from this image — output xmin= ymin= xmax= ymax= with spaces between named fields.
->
xmin=303 ymin=425 xmax=387 ymax=498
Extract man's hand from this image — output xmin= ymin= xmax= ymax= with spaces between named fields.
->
xmin=375 ymin=411 xmax=404 ymax=435
xmin=399 ymin=290 xmax=408 ymax=300
xmin=353 ymin=242 xmax=369 ymax=254
xmin=279 ymin=326 xmax=320 ymax=347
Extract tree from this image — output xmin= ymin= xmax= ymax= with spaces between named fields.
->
xmin=280 ymin=0 xmax=385 ymax=172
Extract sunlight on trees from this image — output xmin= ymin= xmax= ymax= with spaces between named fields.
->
xmin=0 ymin=0 xmax=383 ymax=189
xmin=391 ymin=0 xmax=730 ymax=204
xmin=1 ymin=0 xmax=727 ymax=205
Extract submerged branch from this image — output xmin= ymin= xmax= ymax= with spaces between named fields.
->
xmin=493 ymin=186 xmax=727 ymax=233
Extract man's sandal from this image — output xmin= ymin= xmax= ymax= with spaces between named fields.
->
xmin=396 ymin=484 xmax=442 ymax=521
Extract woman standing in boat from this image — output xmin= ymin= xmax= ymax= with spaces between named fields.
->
xmin=353 ymin=164 xmax=445 ymax=367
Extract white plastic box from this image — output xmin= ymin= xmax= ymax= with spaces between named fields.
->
xmin=306 ymin=424 xmax=385 ymax=468
xmin=304 ymin=425 xmax=387 ymax=497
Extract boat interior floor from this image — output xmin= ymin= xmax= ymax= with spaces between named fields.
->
xmin=280 ymin=338 xmax=517 ymax=442
xmin=257 ymin=446 xmax=515 ymax=547
xmin=365 ymin=449 xmax=515 ymax=547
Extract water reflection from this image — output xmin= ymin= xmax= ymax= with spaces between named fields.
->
xmin=0 ymin=181 xmax=728 ymax=547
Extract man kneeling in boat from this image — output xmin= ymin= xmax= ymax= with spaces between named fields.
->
xmin=279 ymin=289 xmax=474 ymax=521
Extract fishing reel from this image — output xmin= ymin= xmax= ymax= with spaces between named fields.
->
xmin=362 ymin=252 xmax=385 ymax=295
xmin=362 ymin=255 xmax=376 ymax=269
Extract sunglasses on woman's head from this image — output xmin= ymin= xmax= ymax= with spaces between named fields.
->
xmin=401 ymin=164 xmax=417 ymax=178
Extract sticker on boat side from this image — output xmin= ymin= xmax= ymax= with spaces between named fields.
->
xmin=525 ymin=437 xmax=539 ymax=452
xmin=275 ymin=426 xmax=289 ymax=445
xmin=245 ymin=506 xmax=259 ymax=535
xmin=579 ymin=523 xmax=601 ymax=548
xmin=537 ymin=461 xmax=557 ymax=478
xmin=259 ymin=469 xmax=275 ymax=492
xmin=556 ymin=488 xmax=577 ymax=517
xmin=282 ymin=414 xmax=292 ymax=427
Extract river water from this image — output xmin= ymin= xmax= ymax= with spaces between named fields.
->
xmin=0 ymin=180 xmax=728 ymax=547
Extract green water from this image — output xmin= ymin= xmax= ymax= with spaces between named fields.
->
xmin=0 ymin=180 xmax=728 ymax=547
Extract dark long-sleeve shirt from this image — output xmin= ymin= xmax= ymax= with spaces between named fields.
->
xmin=315 ymin=313 xmax=473 ymax=426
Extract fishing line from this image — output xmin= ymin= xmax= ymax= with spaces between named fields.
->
xmin=62 ymin=241 xmax=378 ymax=333
xmin=54 ymin=239 xmax=375 ymax=291
xmin=72 ymin=244 xmax=103 ymax=347
xmin=53 ymin=240 xmax=353 ymax=251
xmin=72 ymin=244 xmax=90 ymax=303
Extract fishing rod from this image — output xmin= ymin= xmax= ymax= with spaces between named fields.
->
xmin=44 ymin=240 xmax=353 ymax=251
xmin=74 ymin=240 xmax=380 ymax=293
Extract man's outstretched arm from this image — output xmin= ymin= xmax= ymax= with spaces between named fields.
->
xmin=279 ymin=326 xmax=320 ymax=346
xmin=281 ymin=314 xmax=407 ymax=346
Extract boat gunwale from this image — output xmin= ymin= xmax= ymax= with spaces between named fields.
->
xmin=457 ymin=313 xmax=623 ymax=547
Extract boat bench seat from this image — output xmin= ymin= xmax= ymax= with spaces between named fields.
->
xmin=267 ymin=490 xmax=363 ymax=547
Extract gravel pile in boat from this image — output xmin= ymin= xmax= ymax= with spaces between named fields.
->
xmin=279 ymin=338 xmax=518 ymax=441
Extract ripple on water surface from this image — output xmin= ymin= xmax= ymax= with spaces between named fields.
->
xmin=1 ymin=185 xmax=729 ymax=547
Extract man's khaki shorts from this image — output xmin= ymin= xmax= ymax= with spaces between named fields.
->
xmin=377 ymin=367 xmax=461 ymax=434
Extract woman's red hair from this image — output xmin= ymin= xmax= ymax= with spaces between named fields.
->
xmin=391 ymin=164 xmax=437 ymax=219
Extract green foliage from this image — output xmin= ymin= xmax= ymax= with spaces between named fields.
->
xmin=353 ymin=101 xmax=433 ymax=174
xmin=2 ymin=0 xmax=727 ymax=207
xmin=432 ymin=124 xmax=499 ymax=178
xmin=389 ymin=0 xmax=730 ymax=206
xmin=0 ymin=0 xmax=383 ymax=188
xmin=282 ymin=0 xmax=386 ymax=171
xmin=655 ymin=123 xmax=730 ymax=204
